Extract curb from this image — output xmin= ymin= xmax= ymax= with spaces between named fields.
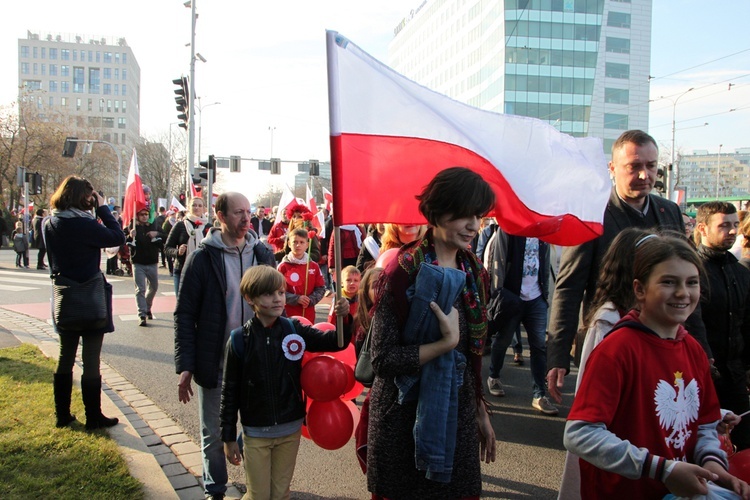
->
xmin=0 ymin=308 xmax=244 ymax=500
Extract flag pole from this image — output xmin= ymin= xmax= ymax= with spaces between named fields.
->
xmin=301 ymin=244 xmax=311 ymax=319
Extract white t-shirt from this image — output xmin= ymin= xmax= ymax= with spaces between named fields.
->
xmin=519 ymin=237 xmax=542 ymax=301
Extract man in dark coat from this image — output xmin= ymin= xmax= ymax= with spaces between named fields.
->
xmin=32 ymin=208 xmax=47 ymax=269
xmin=546 ymin=130 xmax=692 ymax=402
xmin=174 ymin=192 xmax=275 ymax=499
xmin=686 ymin=201 xmax=750 ymax=449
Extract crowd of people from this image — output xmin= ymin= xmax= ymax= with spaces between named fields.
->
xmin=25 ymin=127 xmax=750 ymax=499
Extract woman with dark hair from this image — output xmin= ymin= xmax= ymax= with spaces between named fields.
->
xmin=44 ymin=175 xmax=125 ymax=429
xmin=366 ymin=167 xmax=497 ymax=498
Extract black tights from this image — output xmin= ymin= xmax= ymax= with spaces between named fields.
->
xmin=56 ymin=334 xmax=104 ymax=381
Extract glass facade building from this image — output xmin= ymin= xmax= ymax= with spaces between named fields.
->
xmin=388 ymin=0 xmax=651 ymax=154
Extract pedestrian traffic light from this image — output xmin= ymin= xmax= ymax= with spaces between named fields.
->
xmin=32 ymin=173 xmax=42 ymax=195
xmin=198 ymin=155 xmax=216 ymax=183
xmin=271 ymin=158 xmax=281 ymax=175
xmin=173 ymin=77 xmax=189 ymax=130
xmin=655 ymin=166 xmax=666 ymax=194
xmin=62 ymin=137 xmax=78 ymax=157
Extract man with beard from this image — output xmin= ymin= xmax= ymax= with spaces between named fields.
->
xmin=686 ymin=201 xmax=750 ymax=450
xmin=174 ymin=192 xmax=275 ymax=499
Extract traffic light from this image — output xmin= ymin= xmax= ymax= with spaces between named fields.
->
xmin=198 ymin=154 xmax=216 ymax=183
xmin=654 ymin=166 xmax=666 ymax=194
xmin=62 ymin=137 xmax=78 ymax=157
xmin=230 ymin=155 xmax=241 ymax=173
xmin=309 ymin=159 xmax=319 ymax=176
xmin=271 ymin=158 xmax=281 ymax=175
xmin=173 ymin=77 xmax=189 ymax=130
xmin=178 ymin=193 xmax=186 ymax=206
xmin=32 ymin=173 xmax=42 ymax=195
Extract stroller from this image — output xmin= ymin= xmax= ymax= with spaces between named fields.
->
xmin=116 ymin=243 xmax=133 ymax=276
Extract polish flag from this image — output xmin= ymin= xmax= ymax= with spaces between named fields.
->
xmin=122 ymin=148 xmax=147 ymax=227
xmin=308 ymin=184 xmax=326 ymax=236
xmin=306 ymin=184 xmax=317 ymax=213
xmin=326 ymin=32 xmax=610 ymax=246
xmin=274 ymin=185 xmax=296 ymax=223
xmin=322 ymin=187 xmax=333 ymax=214
xmin=170 ymin=195 xmax=186 ymax=213
xmin=190 ymin=178 xmax=200 ymax=199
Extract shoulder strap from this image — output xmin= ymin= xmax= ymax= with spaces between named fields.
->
xmin=279 ymin=316 xmax=297 ymax=336
xmin=230 ymin=326 xmax=246 ymax=359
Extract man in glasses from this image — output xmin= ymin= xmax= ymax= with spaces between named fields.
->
xmin=129 ymin=209 xmax=161 ymax=326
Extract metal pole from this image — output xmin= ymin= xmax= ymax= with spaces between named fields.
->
xmin=187 ymin=0 xmax=197 ymax=184
xmin=668 ymin=87 xmax=694 ymax=201
xmin=716 ymin=144 xmax=723 ymax=199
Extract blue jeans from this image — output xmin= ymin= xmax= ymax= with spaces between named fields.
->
xmin=173 ymin=272 xmax=181 ymax=296
xmin=489 ymin=295 xmax=548 ymax=399
xmin=197 ymin=381 xmax=227 ymax=496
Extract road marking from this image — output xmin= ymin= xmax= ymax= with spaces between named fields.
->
xmin=0 ymin=284 xmax=37 ymax=292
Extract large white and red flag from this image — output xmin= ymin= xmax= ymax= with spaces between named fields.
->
xmin=322 ymin=187 xmax=333 ymax=214
xmin=122 ymin=148 xmax=147 ymax=227
xmin=307 ymin=184 xmax=326 ymax=236
xmin=170 ymin=195 xmax=186 ymax=213
xmin=274 ymin=185 xmax=296 ymax=223
xmin=326 ymin=31 xmax=610 ymax=246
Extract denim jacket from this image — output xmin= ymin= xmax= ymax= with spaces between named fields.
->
xmin=395 ymin=263 xmax=467 ymax=483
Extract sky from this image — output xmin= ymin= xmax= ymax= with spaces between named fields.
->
xmin=2 ymin=0 xmax=749 ymax=200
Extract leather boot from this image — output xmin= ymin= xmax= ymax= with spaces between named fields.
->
xmin=81 ymin=376 xmax=118 ymax=430
xmin=53 ymin=373 xmax=76 ymax=428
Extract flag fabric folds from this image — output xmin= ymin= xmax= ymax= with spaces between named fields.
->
xmin=170 ymin=196 xmax=186 ymax=213
xmin=326 ymin=31 xmax=611 ymax=246
xmin=122 ymin=148 xmax=147 ymax=228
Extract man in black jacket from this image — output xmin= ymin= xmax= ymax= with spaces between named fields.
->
xmin=174 ymin=192 xmax=275 ymax=500
xmin=129 ymin=209 xmax=161 ymax=326
xmin=546 ymin=130 xmax=692 ymax=402
xmin=686 ymin=201 xmax=750 ymax=449
xmin=32 ymin=208 xmax=47 ymax=269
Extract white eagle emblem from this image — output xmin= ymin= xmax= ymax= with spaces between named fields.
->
xmin=654 ymin=371 xmax=700 ymax=451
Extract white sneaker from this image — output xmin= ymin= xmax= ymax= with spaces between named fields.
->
xmin=487 ymin=377 xmax=505 ymax=397
xmin=532 ymin=396 xmax=559 ymax=415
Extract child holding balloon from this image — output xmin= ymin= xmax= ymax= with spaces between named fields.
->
xmin=220 ymin=265 xmax=352 ymax=500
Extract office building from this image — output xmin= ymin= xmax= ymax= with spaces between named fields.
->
xmin=388 ymin=0 xmax=651 ymax=154
xmin=18 ymin=31 xmax=141 ymax=196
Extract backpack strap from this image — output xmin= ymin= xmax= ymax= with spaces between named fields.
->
xmin=279 ymin=316 xmax=297 ymax=336
xmin=230 ymin=325 xmax=247 ymax=359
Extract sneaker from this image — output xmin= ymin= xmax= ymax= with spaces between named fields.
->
xmin=139 ymin=316 xmax=147 ymax=327
xmin=146 ymin=312 xmax=155 ymax=320
xmin=487 ymin=377 xmax=505 ymax=397
xmin=532 ymin=396 xmax=559 ymax=416
xmin=513 ymin=353 xmax=524 ymax=365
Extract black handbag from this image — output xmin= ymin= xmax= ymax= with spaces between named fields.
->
xmin=51 ymin=272 xmax=111 ymax=332
xmin=354 ymin=323 xmax=374 ymax=387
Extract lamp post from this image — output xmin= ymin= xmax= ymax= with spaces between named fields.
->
xmin=168 ymin=121 xmax=180 ymax=203
xmin=716 ymin=144 xmax=723 ymax=199
xmin=268 ymin=126 xmax=276 ymax=158
xmin=196 ymin=98 xmax=221 ymax=163
xmin=667 ymin=87 xmax=694 ymax=201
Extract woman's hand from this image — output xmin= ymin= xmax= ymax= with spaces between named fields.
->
xmin=431 ymin=302 xmax=459 ymax=351
xmin=476 ymin=403 xmax=496 ymax=464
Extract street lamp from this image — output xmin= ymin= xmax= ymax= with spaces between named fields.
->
xmin=268 ymin=126 xmax=276 ymax=158
xmin=666 ymin=87 xmax=694 ymax=201
xmin=196 ymin=98 xmax=221 ymax=163
xmin=716 ymin=144 xmax=723 ymax=199
xmin=168 ymin=121 xmax=180 ymax=202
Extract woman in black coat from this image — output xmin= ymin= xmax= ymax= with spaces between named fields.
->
xmin=44 ymin=176 xmax=125 ymax=429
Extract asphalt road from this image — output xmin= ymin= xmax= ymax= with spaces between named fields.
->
xmin=0 ymin=248 xmax=576 ymax=498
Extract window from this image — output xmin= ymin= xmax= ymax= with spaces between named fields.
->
xmin=88 ymin=51 xmax=93 ymax=62
xmin=122 ymin=84 xmax=127 ymax=96
xmin=114 ymin=68 xmax=119 ymax=80
xmin=61 ymin=49 xmax=70 ymax=60
xmin=33 ymin=63 xmax=38 ymax=75
xmin=23 ymin=80 xmax=42 ymax=91
xmin=605 ymin=62 xmax=629 ymax=79
xmin=103 ymin=68 xmax=111 ymax=79
xmin=607 ymin=12 xmax=631 ymax=28
xmin=49 ymin=48 xmax=57 ymax=60
xmin=21 ymin=63 xmax=29 ymax=74
xmin=103 ymin=133 xmax=110 ymax=142
xmin=103 ymin=117 xmax=114 ymax=128
xmin=122 ymin=53 xmax=127 ymax=64
xmin=33 ymin=46 xmax=38 ymax=58
xmin=114 ymin=134 xmax=118 ymax=145
xmin=114 ymin=100 xmax=119 ymax=113
xmin=122 ymin=69 xmax=127 ymax=80
xmin=122 ymin=101 xmax=127 ymax=113
xmin=73 ymin=67 xmax=85 ymax=93
xmin=114 ymin=84 xmax=119 ymax=95
xmin=107 ymin=99 xmax=112 ymax=112
xmin=87 ymin=98 xmax=93 ymax=111
xmin=88 ymin=116 xmax=98 ymax=127
xmin=49 ymin=64 xmax=57 ymax=76
xmin=604 ymin=113 xmax=628 ymax=129
xmin=49 ymin=80 xmax=58 ymax=92
xmin=605 ymin=88 xmax=629 ymax=104
xmin=606 ymin=37 xmax=630 ymax=54
xmin=89 ymin=68 xmax=100 ymax=93
xmin=95 ymin=51 xmax=100 ymax=62
xmin=103 ymin=83 xmax=111 ymax=95
xmin=104 ymin=52 xmax=112 ymax=63
xmin=61 ymin=81 xmax=69 ymax=93
xmin=49 ymin=96 xmax=54 ymax=107
xmin=80 ymin=50 xmax=86 ymax=61
xmin=72 ymin=50 xmax=77 ymax=61
xmin=118 ymin=117 xmax=126 ymax=129
xmin=76 ymin=98 xmax=82 ymax=111
xmin=61 ymin=97 xmax=68 ymax=107
xmin=20 ymin=46 xmax=29 ymax=58
xmin=61 ymin=65 xmax=70 ymax=77
xmin=115 ymin=53 xmax=120 ymax=64
xmin=41 ymin=47 xmax=46 ymax=58
xmin=41 ymin=64 xmax=46 ymax=76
